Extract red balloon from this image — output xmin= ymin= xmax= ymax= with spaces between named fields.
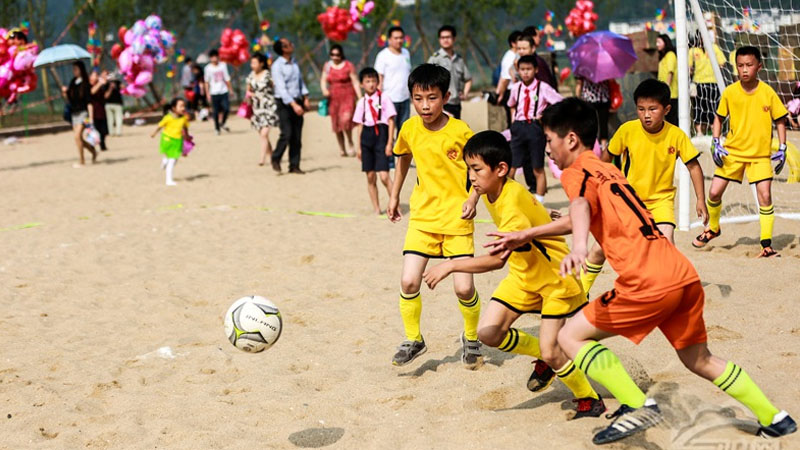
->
xmin=118 ymin=26 xmax=127 ymax=43
xmin=559 ymin=67 xmax=571 ymax=83
xmin=609 ymin=80 xmax=622 ymax=110
xmin=110 ymin=43 xmax=123 ymax=60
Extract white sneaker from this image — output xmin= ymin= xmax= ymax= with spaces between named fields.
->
xmin=166 ymin=181 xmax=177 ymax=186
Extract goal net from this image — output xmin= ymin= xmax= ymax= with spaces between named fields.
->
xmin=680 ymin=0 xmax=800 ymax=228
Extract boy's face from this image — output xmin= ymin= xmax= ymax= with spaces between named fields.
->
xmin=518 ymin=63 xmax=537 ymax=84
xmin=411 ymin=85 xmax=450 ymax=125
xmin=544 ymin=127 xmax=578 ymax=170
xmin=516 ymin=40 xmax=532 ymax=56
xmin=736 ymin=54 xmax=761 ymax=83
xmin=361 ymin=76 xmax=378 ymax=94
xmin=465 ymin=155 xmax=507 ymax=195
xmin=175 ymin=100 xmax=186 ymax=115
xmin=636 ymin=97 xmax=669 ymax=133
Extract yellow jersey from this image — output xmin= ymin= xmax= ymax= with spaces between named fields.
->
xmin=608 ymin=120 xmax=699 ymax=203
xmin=393 ymin=116 xmax=474 ymax=235
xmin=484 ymin=179 xmax=582 ymax=299
xmin=689 ymin=45 xmax=726 ymax=84
xmin=158 ymin=113 xmax=189 ymax=139
xmin=717 ymin=81 xmax=788 ymax=160
xmin=658 ymin=51 xmax=678 ymax=99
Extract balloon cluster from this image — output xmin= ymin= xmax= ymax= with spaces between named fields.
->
xmin=0 ymin=27 xmax=38 ymax=104
xmin=349 ymin=0 xmax=375 ymax=32
xmin=317 ymin=6 xmax=354 ymax=41
xmin=609 ymin=79 xmax=623 ymax=110
xmin=219 ymin=28 xmax=250 ymax=66
xmin=252 ymin=21 xmax=272 ymax=53
xmin=86 ymin=22 xmax=102 ymax=69
xmin=113 ymin=15 xmax=175 ymax=98
xmin=565 ymin=0 xmax=598 ymax=37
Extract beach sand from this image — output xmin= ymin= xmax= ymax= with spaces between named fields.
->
xmin=2 ymin=102 xmax=799 ymax=449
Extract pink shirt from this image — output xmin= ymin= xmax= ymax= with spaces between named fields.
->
xmin=507 ymin=79 xmax=563 ymax=122
xmin=352 ymin=91 xmax=397 ymax=126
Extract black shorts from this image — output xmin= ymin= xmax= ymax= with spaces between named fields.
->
xmin=361 ymin=124 xmax=390 ymax=172
xmin=589 ymin=101 xmax=610 ymax=141
xmin=510 ymin=120 xmax=546 ymax=169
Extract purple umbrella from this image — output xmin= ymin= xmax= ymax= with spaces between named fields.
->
xmin=568 ymin=31 xmax=637 ymax=83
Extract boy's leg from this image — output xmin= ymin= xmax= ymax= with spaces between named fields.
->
xmin=451 ymin=259 xmax=482 ymax=368
xmin=540 ymin=317 xmax=599 ymax=401
xmin=482 ymin=281 xmax=541 ymax=359
xmin=754 ymin=179 xmax=777 ymax=256
xmin=530 ymin=123 xmax=547 ymax=201
xmin=378 ymin=171 xmax=392 ymax=197
xmin=580 ymin=243 xmax=605 ymax=295
xmin=393 ymin=253 xmax=429 ymax=366
xmin=656 ymin=223 xmax=675 ymax=243
xmin=694 ymin=176 xmax=730 ymax=248
xmin=365 ymin=171 xmax=380 ymax=214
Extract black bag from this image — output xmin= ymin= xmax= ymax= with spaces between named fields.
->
xmin=63 ymin=103 xmax=72 ymax=124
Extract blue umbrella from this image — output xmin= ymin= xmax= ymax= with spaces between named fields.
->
xmin=33 ymin=44 xmax=92 ymax=68
xmin=568 ymin=31 xmax=637 ymax=83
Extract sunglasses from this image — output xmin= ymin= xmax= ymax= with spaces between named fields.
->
xmin=330 ymin=53 xmax=342 ymax=57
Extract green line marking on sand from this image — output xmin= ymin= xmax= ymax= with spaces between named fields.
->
xmin=78 ymin=216 xmax=89 ymax=220
xmin=475 ymin=219 xmax=493 ymax=224
xmin=297 ymin=211 xmax=356 ymax=218
xmin=159 ymin=204 xmax=184 ymax=210
xmin=0 ymin=222 xmax=43 ymax=232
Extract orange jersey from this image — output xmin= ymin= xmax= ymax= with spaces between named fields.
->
xmin=561 ymin=151 xmax=699 ymax=298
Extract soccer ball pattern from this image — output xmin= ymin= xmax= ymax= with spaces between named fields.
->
xmin=224 ymin=296 xmax=282 ymax=353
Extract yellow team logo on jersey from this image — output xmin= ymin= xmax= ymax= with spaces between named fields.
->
xmin=447 ymin=149 xmax=459 ymax=160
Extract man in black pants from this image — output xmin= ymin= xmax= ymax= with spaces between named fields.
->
xmin=203 ymin=49 xmax=232 ymax=135
xmin=271 ymin=38 xmax=310 ymax=174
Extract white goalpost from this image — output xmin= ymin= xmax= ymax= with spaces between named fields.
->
xmin=675 ymin=0 xmax=800 ymax=230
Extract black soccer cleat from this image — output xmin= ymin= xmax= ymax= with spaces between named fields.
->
xmin=592 ymin=401 xmax=662 ymax=445
xmin=758 ymin=411 xmax=797 ymax=438
xmin=572 ymin=395 xmax=607 ymax=420
xmin=526 ymin=359 xmax=556 ymax=392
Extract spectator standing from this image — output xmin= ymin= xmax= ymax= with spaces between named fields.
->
xmin=204 ymin=49 xmax=232 ymax=135
xmin=89 ymin=71 xmax=109 ymax=151
xmin=321 ymin=44 xmax=360 ymax=157
xmin=180 ymin=56 xmax=194 ymax=99
xmin=427 ymin=25 xmax=472 ymax=119
xmin=494 ymin=30 xmax=522 ymax=122
xmin=104 ymin=75 xmax=124 ymax=136
xmin=246 ymin=53 xmax=279 ymax=166
xmin=375 ymin=26 xmax=412 ymax=131
xmin=657 ymin=34 xmax=679 ymax=125
xmin=271 ymin=38 xmax=310 ymax=174
xmin=61 ymin=61 xmax=97 ymax=167
xmin=575 ymin=76 xmax=611 ymax=149
xmin=522 ymin=26 xmax=556 ymax=88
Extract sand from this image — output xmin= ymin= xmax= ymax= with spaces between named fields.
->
xmin=2 ymin=102 xmax=799 ymax=449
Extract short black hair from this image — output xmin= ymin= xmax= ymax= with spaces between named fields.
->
xmin=736 ymin=45 xmax=762 ymax=63
xmin=359 ymin=67 xmax=379 ymax=82
xmin=10 ymin=30 xmax=28 ymax=43
xmin=633 ymin=79 xmax=670 ymax=107
xmin=184 ymin=56 xmax=193 ymax=63
xmin=164 ymin=97 xmax=186 ymax=115
xmin=407 ymin=63 xmax=450 ymax=97
xmin=273 ymin=39 xmax=284 ymax=56
xmin=438 ymin=25 xmax=456 ymax=38
xmin=463 ymin=130 xmax=512 ymax=170
xmin=251 ymin=52 xmax=268 ymax=68
xmin=329 ymin=43 xmax=345 ymax=59
xmin=208 ymin=49 xmax=219 ymax=58
xmin=522 ymin=26 xmax=539 ymax=38
xmin=388 ymin=26 xmax=404 ymax=38
xmin=508 ymin=30 xmax=522 ymax=46
xmin=540 ymin=98 xmax=598 ymax=148
xmin=516 ymin=34 xmax=535 ymax=47
xmin=517 ymin=54 xmax=538 ymax=68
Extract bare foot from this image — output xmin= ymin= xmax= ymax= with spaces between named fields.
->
xmin=72 ymin=163 xmax=84 ymax=169
xmin=166 ymin=181 xmax=177 ymax=186
xmin=258 ymin=161 xmax=266 ymax=166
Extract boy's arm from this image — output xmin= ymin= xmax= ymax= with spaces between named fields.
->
xmin=712 ymin=114 xmax=723 ymax=139
xmin=686 ymin=159 xmax=708 ymax=224
xmin=385 ymin=117 xmax=395 ymax=156
xmin=462 ymin=187 xmax=479 ymax=220
xmin=423 ymin=253 xmax=507 ymax=290
xmin=773 ymin=117 xmax=788 ymax=174
xmin=354 ymin=124 xmax=362 ymax=159
xmin=484 ymin=215 xmax=572 ymax=257
xmin=150 ymin=125 xmax=162 ymax=138
xmin=387 ymin=154 xmax=412 ymax=222
xmin=560 ymin=198 xmax=591 ymax=277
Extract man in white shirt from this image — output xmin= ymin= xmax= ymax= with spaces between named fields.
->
xmin=495 ymin=30 xmax=521 ymax=112
xmin=374 ymin=26 xmax=412 ymax=132
xmin=203 ymin=49 xmax=232 ymax=135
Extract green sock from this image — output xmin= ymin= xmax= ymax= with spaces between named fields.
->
xmin=576 ymin=342 xmax=646 ymax=408
xmin=713 ymin=361 xmax=779 ymax=426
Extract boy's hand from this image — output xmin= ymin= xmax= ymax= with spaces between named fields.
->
xmin=422 ymin=262 xmax=452 ymax=290
xmin=385 ymin=142 xmax=393 ymax=157
xmin=484 ymin=230 xmax=527 ymax=258
xmin=697 ymin=199 xmax=709 ymax=225
xmin=711 ymin=138 xmax=728 ymax=168
xmin=560 ymin=250 xmax=588 ymax=278
xmin=357 ymin=149 xmax=362 ymax=161
xmin=549 ymin=209 xmax=562 ymax=220
xmin=387 ymin=196 xmax=402 ymax=222
xmin=461 ymin=198 xmax=477 ymax=220
xmin=772 ymin=143 xmax=787 ymax=174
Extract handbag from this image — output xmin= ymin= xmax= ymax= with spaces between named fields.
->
xmin=237 ymin=100 xmax=252 ymax=119
xmin=318 ymin=98 xmax=329 ymax=117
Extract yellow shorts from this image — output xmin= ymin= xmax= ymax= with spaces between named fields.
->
xmin=714 ymin=157 xmax=773 ymax=184
xmin=491 ymin=277 xmax=588 ymax=319
xmin=644 ymin=197 xmax=676 ymax=227
xmin=403 ymin=228 xmax=474 ymax=258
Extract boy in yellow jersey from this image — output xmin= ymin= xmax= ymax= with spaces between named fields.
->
xmin=580 ymin=80 xmax=709 ymax=295
xmin=387 ymin=64 xmax=482 ymax=368
xmin=422 ymin=131 xmax=606 ymax=418
xmin=694 ymin=46 xmax=788 ymax=258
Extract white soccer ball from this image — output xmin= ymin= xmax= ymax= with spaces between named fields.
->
xmin=223 ymin=296 xmax=282 ymax=353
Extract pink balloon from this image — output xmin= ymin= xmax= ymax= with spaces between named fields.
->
xmin=363 ymin=1 xmax=374 ymax=14
xmin=12 ymin=50 xmax=36 ymax=71
xmin=124 ymin=29 xmax=134 ymax=45
xmin=139 ymin=54 xmax=154 ymax=72
xmin=134 ymin=70 xmax=152 ymax=85
xmin=118 ymin=48 xmax=133 ymax=72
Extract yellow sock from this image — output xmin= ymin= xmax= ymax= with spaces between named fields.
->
xmin=576 ymin=342 xmax=646 ymax=408
xmin=399 ymin=291 xmax=422 ymax=342
xmin=759 ymin=205 xmax=774 ymax=248
xmin=497 ymin=328 xmax=541 ymax=358
xmin=714 ymin=361 xmax=779 ymax=426
xmin=556 ymin=360 xmax=599 ymax=400
xmin=707 ymin=198 xmax=722 ymax=233
xmin=458 ymin=291 xmax=480 ymax=341
xmin=580 ymin=261 xmax=603 ymax=295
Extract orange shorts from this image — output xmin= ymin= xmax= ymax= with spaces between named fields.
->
xmin=583 ymin=280 xmax=707 ymax=350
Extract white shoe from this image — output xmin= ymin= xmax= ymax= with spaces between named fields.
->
xmin=166 ymin=181 xmax=177 ymax=186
